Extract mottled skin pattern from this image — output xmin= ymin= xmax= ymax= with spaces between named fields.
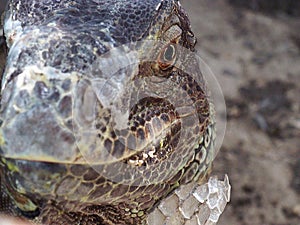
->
xmin=0 ymin=0 xmax=215 ymax=224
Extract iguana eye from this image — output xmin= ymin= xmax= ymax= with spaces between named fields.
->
xmin=158 ymin=43 xmax=177 ymax=70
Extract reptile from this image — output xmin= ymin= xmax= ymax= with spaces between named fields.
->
xmin=0 ymin=0 xmax=229 ymax=224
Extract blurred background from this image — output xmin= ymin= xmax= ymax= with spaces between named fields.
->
xmin=181 ymin=0 xmax=300 ymax=224
xmin=0 ymin=0 xmax=299 ymax=225
xmin=0 ymin=0 xmax=7 ymax=74
xmin=0 ymin=0 xmax=5 ymax=13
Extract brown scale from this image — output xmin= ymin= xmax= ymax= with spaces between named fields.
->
xmin=123 ymin=97 xmax=181 ymax=167
xmin=120 ymin=55 xmax=210 ymax=183
xmin=0 ymin=174 xmax=19 ymax=216
xmin=122 ymin=59 xmax=210 ymax=170
xmin=170 ymin=70 xmax=210 ymax=125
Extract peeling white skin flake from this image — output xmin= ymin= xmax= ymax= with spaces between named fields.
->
xmin=147 ymin=175 xmax=231 ymax=225
xmin=3 ymin=7 xmax=22 ymax=48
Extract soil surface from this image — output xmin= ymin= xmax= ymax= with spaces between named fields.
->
xmin=181 ymin=0 xmax=300 ymax=224
xmin=0 ymin=1 xmax=299 ymax=225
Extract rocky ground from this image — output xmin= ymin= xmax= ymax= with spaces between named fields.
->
xmin=181 ymin=0 xmax=300 ymax=224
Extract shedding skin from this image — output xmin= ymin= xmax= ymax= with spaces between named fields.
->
xmin=0 ymin=1 xmax=230 ymax=224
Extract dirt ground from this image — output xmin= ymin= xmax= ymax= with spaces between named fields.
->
xmin=0 ymin=1 xmax=299 ymax=225
xmin=181 ymin=0 xmax=300 ymax=224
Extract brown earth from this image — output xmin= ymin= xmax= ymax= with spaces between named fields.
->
xmin=181 ymin=0 xmax=300 ymax=225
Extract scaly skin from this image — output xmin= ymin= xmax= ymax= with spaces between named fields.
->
xmin=0 ymin=1 xmax=217 ymax=224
